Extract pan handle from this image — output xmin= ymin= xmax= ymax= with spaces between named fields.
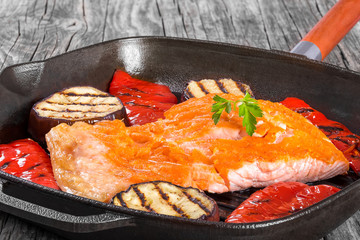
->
xmin=0 ymin=178 xmax=137 ymax=233
xmin=291 ymin=0 xmax=360 ymax=61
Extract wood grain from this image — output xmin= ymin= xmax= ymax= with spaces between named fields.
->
xmin=0 ymin=0 xmax=359 ymax=239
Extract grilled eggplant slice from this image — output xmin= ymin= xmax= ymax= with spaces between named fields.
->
xmin=28 ymin=86 xmax=129 ymax=145
xmin=113 ymin=181 xmax=219 ymax=221
xmin=182 ymin=78 xmax=253 ymax=101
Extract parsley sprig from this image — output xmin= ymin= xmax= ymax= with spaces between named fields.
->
xmin=211 ymin=92 xmax=263 ymax=136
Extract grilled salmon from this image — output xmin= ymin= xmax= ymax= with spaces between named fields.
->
xmin=46 ymin=93 xmax=348 ymax=202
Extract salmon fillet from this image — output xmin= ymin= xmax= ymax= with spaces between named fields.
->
xmin=46 ymin=94 xmax=349 ymax=202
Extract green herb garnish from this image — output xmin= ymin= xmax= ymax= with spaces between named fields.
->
xmin=211 ymin=92 xmax=263 ymax=136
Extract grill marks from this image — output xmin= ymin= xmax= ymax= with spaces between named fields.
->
xmin=133 ymin=186 xmax=154 ymax=212
xmin=155 ymin=184 xmax=187 ymax=217
xmin=26 ymin=163 xmax=41 ymax=171
xmin=318 ymin=125 xmax=344 ymax=133
xmin=183 ymin=191 xmax=211 ymax=215
xmin=63 ymin=92 xmax=109 ymax=97
xmin=198 ymin=82 xmax=210 ymax=95
xmin=109 ymin=70 xmax=178 ymax=126
xmin=0 ymin=161 xmax=10 ymax=170
xmin=125 ymin=102 xmax=154 ymax=108
xmin=182 ymin=78 xmax=253 ymax=101
xmin=113 ymin=181 xmax=218 ymax=220
xmin=35 ymin=87 xmax=124 ymax=120
xmin=295 ymin=108 xmax=314 ymax=113
xmin=45 ymin=100 xmax=119 ymax=107
xmin=217 ymin=81 xmax=228 ymax=93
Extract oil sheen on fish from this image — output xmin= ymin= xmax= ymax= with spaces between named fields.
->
xmin=46 ymin=94 xmax=349 ymax=202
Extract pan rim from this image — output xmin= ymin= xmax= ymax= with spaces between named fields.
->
xmin=1 ymin=36 xmax=360 ymax=79
xmin=0 ymin=168 xmax=358 ymax=231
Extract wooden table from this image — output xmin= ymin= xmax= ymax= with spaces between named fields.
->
xmin=0 ymin=0 xmax=359 ymax=239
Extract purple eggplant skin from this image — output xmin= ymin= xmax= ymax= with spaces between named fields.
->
xmin=27 ymin=87 xmax=130 ymax=147
xmin=112 ymin=180 xmax=220 ymax=222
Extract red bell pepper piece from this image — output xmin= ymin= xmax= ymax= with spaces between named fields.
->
xmin=109 ymin=70 xmax=178 ymax=125
xmin=0 ymin=139 xmax=59 ymax=189
xmin=226 ymin=182 xmax=339 ymax=223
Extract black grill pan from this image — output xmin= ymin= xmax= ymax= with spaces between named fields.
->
xmin=0 ymin=37 xmax=360 ymax=239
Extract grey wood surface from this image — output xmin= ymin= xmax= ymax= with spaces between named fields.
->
xmin=0 ymin=0 xmax=359 ymax=239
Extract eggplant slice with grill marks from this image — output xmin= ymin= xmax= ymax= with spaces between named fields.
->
xmin=28 ymin=86 xmax=129 ymax=145
xmin=113 ymin=181 xmax=219 ymax=222
xmin=182 ymin=78 xmax=254 ymax=101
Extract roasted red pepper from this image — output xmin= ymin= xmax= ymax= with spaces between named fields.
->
xmin=226 ymin=182 xmax=339 ymax=223
xmin=281 ymin=97 xmax=360 ymax=174
xmin=0 ymin=139 xmax=59 ymax=189
xmin=109 ymin=70 xmax=178 ymax=125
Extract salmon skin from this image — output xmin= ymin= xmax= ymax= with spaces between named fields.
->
xmin=225 ymin=182 xmax=340 ymax=223
xmin=281 ymin=97 xmax=360 ymax=174
xmin=109 ymin=70 xmax=178 ymax=125
xmin=46 ymin=94 xmax=348 ymax=202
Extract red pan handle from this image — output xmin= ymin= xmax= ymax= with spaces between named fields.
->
xmin=291 ymin=0 xmax=360 ymax=61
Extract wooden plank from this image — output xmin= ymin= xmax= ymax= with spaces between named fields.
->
xmin=104 ymin=0 xmax=163 ymax=40
xmin=66 ymin=0 xmax=108 ymax=51
xmin=156 ymin=0 xmax=190 ymax=38
xmin=326 ymin=211 xmax=360 ymax=240
xmin=0 ymin=214 xmax=63 ymax=240
xmin=257 ymin=0 xmax=302 ymax=51
xmin=0 ymin=0 xmax=31 ymax=69
xmin=0 ymin=0 xmax=109 ymax=69
xmin=220 ymin=0 xmax=270 ymax=48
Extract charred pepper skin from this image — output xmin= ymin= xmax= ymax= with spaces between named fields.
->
xmin=0 ymin=138 xmax=59 ymax=189
xmin=109 ymin=70 xmax=178 ymax=126
xmin=226 ymin=182 xmax=339 ymax=223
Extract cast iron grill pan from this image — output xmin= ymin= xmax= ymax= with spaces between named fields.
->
xmin=0 ymin=37 xmax=359 ymax=240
